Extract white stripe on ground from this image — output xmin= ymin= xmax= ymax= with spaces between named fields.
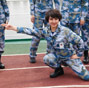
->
xmin=0 ymin=65 xmax=89 ymax=71
xmin=25 ymin=85 xmax=89 ymax=88
xmin=3 ymin=52 xmax=46 ymax=56
xmin=0 ymin=66 xmax=49 ymax=71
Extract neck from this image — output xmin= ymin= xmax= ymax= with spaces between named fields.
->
xmin=51 ymin=26 xmax=57 ymax=32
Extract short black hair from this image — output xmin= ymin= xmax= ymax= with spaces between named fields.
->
xmin=45 ymin=9 xmax=62 ymax=22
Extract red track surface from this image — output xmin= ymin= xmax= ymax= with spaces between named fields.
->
xmin=0 ymin=54 xmax=89 ymax=88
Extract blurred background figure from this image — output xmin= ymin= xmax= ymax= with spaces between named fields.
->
xmin=60 ymin=0 xmax=88 ymax=64
xmin=29 ymin=0 xmax=60 ymax=63
xmin=0 ymin=0 xmax=9 ymax=69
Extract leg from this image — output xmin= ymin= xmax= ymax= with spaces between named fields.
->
xmin=29 ymin=13 xmax=43 ymax=63
xmin=0 ymin=54 xmax=5 ymax=69
xmin=43 ymin=53 xmax=64 ymax=78
xmin=0 ymin=28 xmax=5 ymax=69
xmin=29 ymin=36 xmax=40 ymax=63
xmin=83 ymin=50 xmax=89 ymax=64
xmin=70 ymin=23 xmax=80 ymax=35
xmin=65 ymin=58 xmax=89 ymax=80
xmin=82 ymin=22 xmax=89 ymax=64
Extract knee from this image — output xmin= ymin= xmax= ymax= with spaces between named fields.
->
xmin=82 ymin=71 xmax=89 ymax=81
xmin=43 ymin=53 xmax=56 ymax=65
xmin=43 ymin=55 xmax=49 ymax=64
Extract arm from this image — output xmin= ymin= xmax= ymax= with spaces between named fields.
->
xmin=65 ymin=28 xmax=84 ymax=58
xmin=1 ymin=24 xmax=42 ymax=38
xmin=54 ymin=0 xmax=60 ymax=10
xmin=1 ymin=0 xmax=9 ymax=23
xmin=80 ymin=0 xmax=88 ymax=25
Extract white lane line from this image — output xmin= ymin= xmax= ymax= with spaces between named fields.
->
xmin=2 ymin=52 xmax=46 ymax=56
xmin=0 ymin=65 xmax=89 ymax=71
xmin=0 ymin=66 xmax=49 ymax=71
xmin=25 ymin=85 xmax=89 ymax=88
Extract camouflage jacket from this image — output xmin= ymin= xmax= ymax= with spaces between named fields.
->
xmin=61 ymin=0 xmax=88 ymax=23
xmin=17 ymin=23 xmax=84 ymax=58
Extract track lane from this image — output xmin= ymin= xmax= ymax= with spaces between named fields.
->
xmin=0 ymin=54 xmax=89 ymax=88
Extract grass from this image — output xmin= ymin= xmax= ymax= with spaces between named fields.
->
xmin=3 ymin=40 xmax=47 ymax=55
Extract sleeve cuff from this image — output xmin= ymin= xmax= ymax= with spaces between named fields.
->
xmin=17 ymin=27 xmax=24 ymax=33
xmin=81 ymin=17 xmax=85 ymax=21
xmin=77 ymin=53 xmax=83 ymax=57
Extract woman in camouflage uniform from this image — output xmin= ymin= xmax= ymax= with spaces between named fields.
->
xmin=2 ymin=9 xmax=89 ymax=80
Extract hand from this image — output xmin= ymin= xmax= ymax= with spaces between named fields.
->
xmin=80 ymin=20 xmax=85 ymax=25
xmin=71 ymin=54 xmax=80 ymax=59
xmin=1 ymin=24 xmax=17 ymax=31
xmin=31 ymin=15 xmax=35 ymax=23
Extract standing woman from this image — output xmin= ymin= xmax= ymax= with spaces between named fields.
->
xmin=82 ymin=1 xmax=89 ymax=64
xmin=0 ymin=0 xmax=9 ymax=69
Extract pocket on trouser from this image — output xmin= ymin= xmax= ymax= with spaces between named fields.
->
xmin=65 ymin=58 xmax=89 ymax=80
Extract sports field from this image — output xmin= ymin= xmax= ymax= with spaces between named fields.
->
xmin=0 ymin=40 xmax=89 ymax=88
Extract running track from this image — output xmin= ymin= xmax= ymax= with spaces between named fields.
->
xmin=0 ymin=53 xmax=89 ymax=88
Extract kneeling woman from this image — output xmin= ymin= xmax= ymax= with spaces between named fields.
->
xmin=2 ymin=9 xmax=89 ymax=80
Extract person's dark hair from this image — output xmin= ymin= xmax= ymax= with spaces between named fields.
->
xmin=45 ymin=9 xmax=62 ymax=22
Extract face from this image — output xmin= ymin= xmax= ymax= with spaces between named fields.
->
xmin=48 ymin=16 xmax=59 ymax=29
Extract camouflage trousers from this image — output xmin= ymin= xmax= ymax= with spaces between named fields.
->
xmin=61 ymin=22 xmax=81 ymax=35
xmin=0 ymin=26 xmax=5 ymax=55
xmin=81 ymin=20 xmax=89 ymax=50
xmin=43 ymin=53 xmax=89 ymax=80
xmin=30 ymin=12 xmax=47 ymax=58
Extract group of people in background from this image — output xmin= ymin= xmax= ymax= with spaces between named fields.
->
xmin=0 ymin=0 xmax=89 ymax=81
xmin=29 ymin=0 xmax=89 ymax=64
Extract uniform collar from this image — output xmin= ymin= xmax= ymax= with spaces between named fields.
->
xmin=46 ymin=22 xmax=61 ymax=36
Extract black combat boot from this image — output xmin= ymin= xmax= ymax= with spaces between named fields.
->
xmin=50 ymin=66 xmax=64 ymax=78
xmin=61 ymin=61 xmax=68 ymax=66
xmin=83 ymin=50 xmax=89 ymax=64
xmin=0 ymin=55 xmax=5 ymax=69
xmin=0 ymin=62 xmax=5 ymax=69
xmin=29 ymin=57 xmax=36 ymax=63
